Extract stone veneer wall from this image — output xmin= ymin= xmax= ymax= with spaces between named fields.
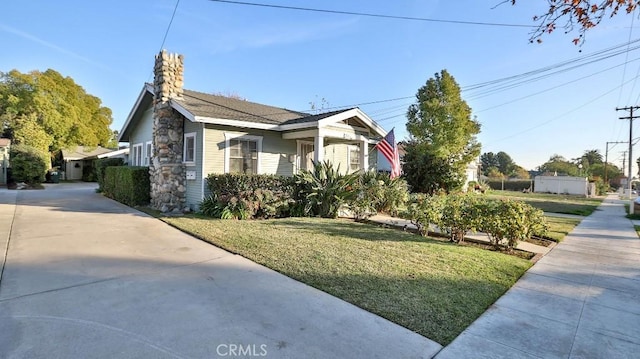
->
xmin=150 ymin=50 xmax=187 ymax=213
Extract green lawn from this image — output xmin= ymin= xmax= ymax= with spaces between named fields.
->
xmin=544 ymin=216 xmax=582 ymax=242
xmin=635 ymin=225 xmax=640 ymax=238
xmin=160 ymin=216 xmax=531 ymax=345
xmin=487 ymin=190 xmax=602 ymax=216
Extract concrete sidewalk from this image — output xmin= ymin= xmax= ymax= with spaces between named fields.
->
xmin=0 ymin=183 xmax=441 ymax=358
xmin=436 ymin=194 xmax=640 ymax=358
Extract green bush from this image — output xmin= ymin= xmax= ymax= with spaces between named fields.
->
xmin=294 ymin=161 xmax=358 ymax=218
xmin=402 ymin=193 xmax=445 ymax=236
xmin=480 ymin=200 xmax=547 ymax=250
xmin=95 ymin=158 xmax=124 ymax=190
xmin=102 ymin=166 xmax=150 ymax=206
xmin=10 ymin=144 xmax=48 ymax=184
xmin=203 ymin=173 xmax=294 ymax=219
xmin=440 ymin=192 xmax=484 ymax=243
xmin=82 ymin=161 xmax=97 ymax=182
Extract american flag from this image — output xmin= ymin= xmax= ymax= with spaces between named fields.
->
xmin=375 ymin=128 xmax=401 ymax=178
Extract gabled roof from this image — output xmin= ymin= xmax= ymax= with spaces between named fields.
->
xmin=118 ymin=83 xmax=387 ymax=142
xmin=61 ymin=146 xmax=115 ymax=161
xmin=176 ymin=89 xmax=307 ymax=125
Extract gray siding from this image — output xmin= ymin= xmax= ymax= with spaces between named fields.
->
xmin=184 ymin=120 xmax=204 ymax=210
xmin=202 ymin=124 xmax=297 ymax=196
xmin=129 ymin=106 xmax=154 ymax=152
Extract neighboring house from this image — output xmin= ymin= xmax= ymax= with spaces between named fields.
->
xmin=61 ymin=146 xmax=119 ymax=180
xmin=0 ymin=139 xmax=10 ymax=185
xmin=118 ymin=50 xmax=388 ymax=212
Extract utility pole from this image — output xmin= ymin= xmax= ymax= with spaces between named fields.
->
xmin=617 ymin=106 xmax=640 ymax=213
xmin=605 ymin=141 xmax=627 ymax=185
xmin=622 ymin=151 xmax=627 ymax=177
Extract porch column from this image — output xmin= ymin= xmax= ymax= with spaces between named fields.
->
xmin=360 ymin=140 xmax=369 ymax=171
xmin=314 ymin=135 xmax=324 ymax=163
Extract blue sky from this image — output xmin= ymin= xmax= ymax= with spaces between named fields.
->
xmin=2 ymin=1 xmax=640 ymax=172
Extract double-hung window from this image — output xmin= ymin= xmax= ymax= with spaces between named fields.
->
xmin=184 ymin=132 xmax=196 ymax=165
xmin=225 ymin=134 xmax=262 ymax=174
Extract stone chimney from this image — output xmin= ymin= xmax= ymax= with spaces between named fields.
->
xmin=150 ymin=50 xmax=186 ymax=213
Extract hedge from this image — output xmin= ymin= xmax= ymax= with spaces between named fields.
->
xmin=487 ymin=180 xmax=533 ymax=192
xmin=10 ymin=144 xmax=48 ymax=184
xmin=202 ymin=173 xmax=296 ymax=219
xmin=95 ymin=158 xmax=124 ymax=190
xmin=103 ymin=166 xmax=150 ymax=206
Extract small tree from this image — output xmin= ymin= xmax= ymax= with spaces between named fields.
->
xmin=9 ymin=144 xmax=48 ymax=184
xmin=439 ymin=192 xmax=483 ymax=243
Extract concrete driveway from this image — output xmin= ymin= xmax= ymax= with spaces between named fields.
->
xmin=0 ymin=183 xmax=441 ymax=358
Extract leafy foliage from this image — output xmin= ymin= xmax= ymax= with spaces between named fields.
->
xmin=439 ymin=193 xmax=484 ymax=243
xmin=95 ymin=158 xmax=124 ymax=191
xmin=347 ymin=171 xmax=409 ymax=220
xmin=294 ymin=161 xmax=358 ymax=218
xmin=480 ymin=200 xmax=547 ymax=250
xmin=511 ymin=0 xmax=639 ymax=44
xmin=403 ymin=192 xmax=547 ymax=249
xmin=203 ymin=173 xmax=294 ymax=219
xmin=404 ymin=70 xmax=481 ymax=193
xmin=102 ymin=166 xmax=150 ymax=206
xmin=0 ymin=69 xmax=114 ymax=155
xmin=402 ymin=193 xmax=445 ymax=236
xmin=9 ymin=144 xmax=48 ymax=184
xmin=402 ymin=141 xmax=464 ymax=194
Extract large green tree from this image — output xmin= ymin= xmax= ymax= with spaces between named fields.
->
xmin=0 ymin=69 xmax=113 ymax=158
xmin=539 ymin=154 xmax=579 ymax=176
xmin=404 ymin=70 xmax=481 ymax=193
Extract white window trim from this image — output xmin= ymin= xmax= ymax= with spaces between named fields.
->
xmin=224 ymin=133 xmax=263 ymax=174
xmin=132 ymin=143 xmax=143 ymax=166
xmin=183 ymin=132 xmax=196 ymax=166
xmin=144 ymin=141 xmax=152 ymax=166
xmin=348 ymin=144 xmax=361 ymax=173
xmin=296 ymin=140 xmax=314 ymax=174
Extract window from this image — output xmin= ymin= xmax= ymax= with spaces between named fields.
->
xmin=144 ymin=141 xmax=152 ymax=166
xmin=184 ymin=132 xmax=196 ymax=164
xmin=229 ymin=139 xmax=258 ymax=174
xmin=224 ymin=133 xmax=262 ymax=174
xmin=299 ymin=142 xmax=314 ymax=171
xmin=132 ymin=144 xmax=143 ymax=166
xmin=350 ymin=146 xmax=360 ymax=172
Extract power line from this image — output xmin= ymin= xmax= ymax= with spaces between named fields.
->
xmin=207 ymin=0 xmax=536 ymax=28
xmin=160 ymin=0 xmax=181 ymax=51
xmin=148 ymin=0 xmax=181 ymax=83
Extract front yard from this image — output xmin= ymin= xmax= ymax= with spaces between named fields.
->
xmin=487 ymin=190 xmax=603 ymax=216
xmin=161 ymin=216 xmax=531 ymax=345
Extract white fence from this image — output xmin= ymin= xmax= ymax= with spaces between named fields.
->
xmin=534 ymin=176 xmax=588 ymax=196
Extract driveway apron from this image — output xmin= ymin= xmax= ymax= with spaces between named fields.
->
xmin=0 ymin=183 xmax=441 ymax=358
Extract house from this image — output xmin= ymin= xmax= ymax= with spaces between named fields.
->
xmin=61 ymin=146 xmax=123 ymax=180
xmin=0 ymin=138 xmax=10 ymax=185
xmin=118 ymin=50 xmax=389 ymax=212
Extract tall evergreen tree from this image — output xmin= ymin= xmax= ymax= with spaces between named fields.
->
xmin=404 ymin=70 xmax=481 ymax=193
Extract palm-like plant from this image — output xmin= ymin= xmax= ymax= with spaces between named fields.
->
xmin=294 ymin=161 xmax=358 ymax=218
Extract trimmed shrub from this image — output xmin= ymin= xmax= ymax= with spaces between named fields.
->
xmin=487 ymin=180 xmax=533 ymax=192
xmin=103 ymin=166 xmax=150 ymax=206
xmin=402 ymin=193 xmax=445 ymax=236
xmin=10 ymin=144 xmax=48 ymax=184
xmin=440 ymin=192 xmax=484 ymax=243
xmin=203 ymin=173 xmax=294 ymax=219
xmin=95 ymin=158 xmax=124 ymax=191
xmin=480 ymin=199 xmax=547 ymax=250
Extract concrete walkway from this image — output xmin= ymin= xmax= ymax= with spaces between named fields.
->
xmin=0 ymin=183 xmax=441 ymax=358
xmin=436 ymin=194 xmax=640 ymax=358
